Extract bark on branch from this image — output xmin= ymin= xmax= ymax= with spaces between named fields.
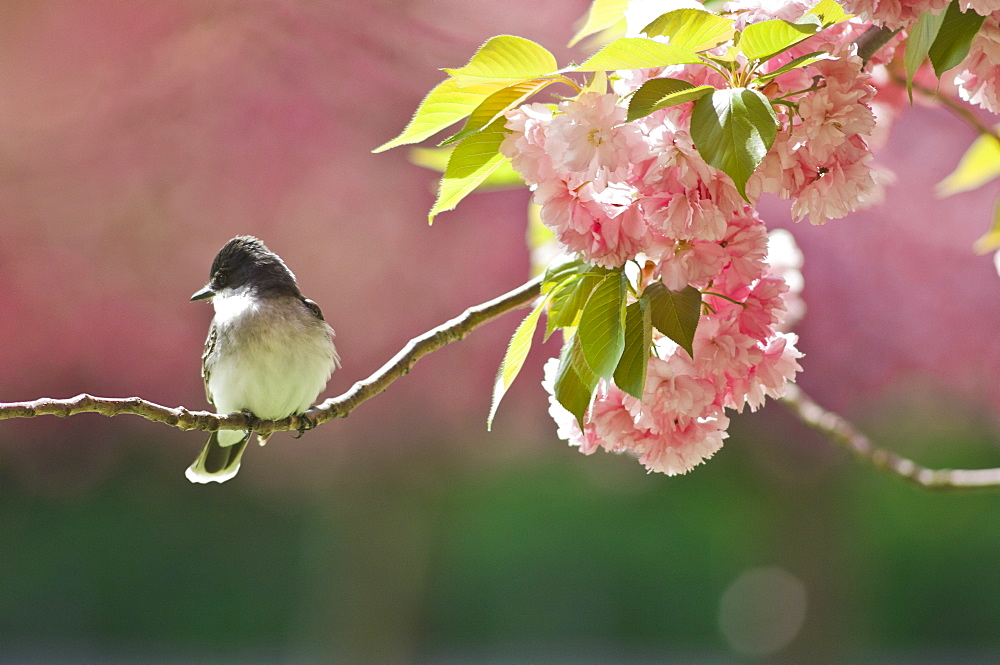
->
xmin=0 ymin=276 xmax=543 ymax=435
xmin=1 ymin=274 xmax=998 ymax=491
xmin=781 ymin=384 xmax=1000 ymax=491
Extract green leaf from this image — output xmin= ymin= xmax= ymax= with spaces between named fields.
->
xmin=569 ymin=0 xmax=630 ymax=47
xmin=578 ymin=271 xmax=627 ymax=379
xmin=690 ymin=87 xmax=777 ymax=200
xmin=937 ymin=129 xmax=1000 ymax=197
xmin=443 ymin=35 xmax=558 ymax=87
xmin=442 ymin=79 xmax=553 ymax=145
xmin=429 ymin=118 xmax=508 ymax=223
xmin=755 ymin=50 xmax=835 ymax=84
xmin=554 ymin=334 xmax=599 ymax=427
xmin=374 ymin=78 xmax=506 ymax=153
xmin=641 ymin=9 xmax=735 ymax=52
xmin=928 ymin=1 xmax=986 ymax=77
xmin=613 ymin=299 xmax=652 ymax=399
xmin=806 ymin=0 xmax=852 ymax=27
xmin=626 ymin=78 xmax=715 ymax=122
xmin=973 ymin=199 xmax=1000 ymax=255
xmin=542 ymin=256 xmax=588 ymax=292
xmin=905 ymin=10 xmax=947 ymax=101
xmin=644 ymin=282 xmax=701 ymax=358
xmin=738 ymin=19 xmax=818 ymax=61
xmin=575 ymin=37 xmax=701 ymax=72
xmin=488 ymin=295 xmax=548 ymax=430
xmin=545 ymin=269 xmax=609 ymax=338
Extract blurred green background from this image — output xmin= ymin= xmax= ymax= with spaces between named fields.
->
xmin=2 ymin=1 xmax=999 ymax=663
xmin=4 ymin=403 xmax=999 ymax=663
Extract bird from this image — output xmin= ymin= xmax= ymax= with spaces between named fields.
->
xmin=186 ymin=235 xmax=340 ymax=483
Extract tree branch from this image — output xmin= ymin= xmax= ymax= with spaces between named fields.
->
xmin=781 ymin=384 xmax=1000 ymax=491
xmin=0 ymin=275 xmax=543 ymax=434
xmin=3 ymin=273 xmax=999 ymax=491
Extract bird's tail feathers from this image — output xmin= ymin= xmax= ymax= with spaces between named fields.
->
xmin=186 ymin=430 xmax=251 ymax=484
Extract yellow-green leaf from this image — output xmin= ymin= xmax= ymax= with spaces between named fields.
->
xmin=569 ymin=0 xmax=629 ymax=47
xmin=410 ymin=146 xmax=524 ymax=190
xmin=581 ymin=69 xmax=609 ymax=95
xmin=936 ymin=130 xmax=1000 ymax=197
xmin=807 ymin=0 xmax=852 ymax=27
xmin=755 ymin=50 xmax=834 ymax=84
xmin=973 ymin=199 xmax=1000 ymax=254
xmin=641 ymin=9 xmax=735 ymax=53
xmin=488 ymin=294 xmax=549 ymax=430
xmin=373 ymin=78 xmax=505 ymax=153
xmin=442 ymin=79 xmax=553 ymax=145
xmin=429 ymin=118 xmax=508 ymax=223
xmin=443 ymin=35 xmax=558 ymax=87
xmin=526 ymin=203 xmax=556 ymax=276
xmin=575 ymin=37 xmax=700 ymax=72
xmin=738 ymin=19 xmax=817 ymax=61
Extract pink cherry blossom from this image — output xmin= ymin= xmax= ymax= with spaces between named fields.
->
xmin=787 ymin=138 xmax=880 ymax=224
xmin=546 ymin=92 xmax=646 ymax=185
xmin=655 ymin=238 xmax=729 ymax=290
xmin=955 ymin=15 xmax=1000 ymax=114
xmin=736 ymin=274 xmax=791 ymax=341
xmin=738 ymin=334 xmax=805 ymax=412
xmin=633 ymin=411 xmax=729 ymax=475
xmin=535 ymin=178 xmax=651 ymax=268
xmin=959 ymin=1 xmax=1000 ymax=15
xmin=633 ymin=355 xmax=718 ymax=427
xmin=794 ymin=56 xmax=877 ymax=162
xmin=838 ymin=0 xmax=949 ymax=30
xmin=720 ymin=210 xmax=770 ymax=288
xmin=725 ymin=0 xmax=813 ymax=27
xmin=690 ymin=316 xmax=763 ymax=384
xmin=501 ymin=102 xmax=556 ymax=185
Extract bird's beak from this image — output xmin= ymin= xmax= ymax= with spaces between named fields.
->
xmin=190 ymin=284 xmax=215 ymax=301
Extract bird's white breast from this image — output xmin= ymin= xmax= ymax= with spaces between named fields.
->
xmin=206 ymin=288 xmax=337 ymax=423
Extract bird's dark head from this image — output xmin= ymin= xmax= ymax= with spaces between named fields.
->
xmin=191 ymin=235 xmax=301 ymax=301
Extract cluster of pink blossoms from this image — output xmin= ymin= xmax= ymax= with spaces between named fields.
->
xmin=833 ymin=0 xmax=1000 ymax=115
xmin=499 ymin=61 xmax=874 ymax=470
xmin=499 ymin=0 xmax=999 ymax=473
xmin=838 ymin=0 xmax=995 ymax=30
xmin=541 ymin=255 xmax=804 ymax=474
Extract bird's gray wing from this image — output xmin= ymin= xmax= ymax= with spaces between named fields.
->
xmin=202 ymin=321 xmax=218 ymax=407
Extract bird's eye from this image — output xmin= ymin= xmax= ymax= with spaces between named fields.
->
xmin=214 ymin=270 xmax=230 ymax=288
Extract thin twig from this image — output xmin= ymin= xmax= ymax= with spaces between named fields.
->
xmin=888 ymin=68 xmax=1000 ymax=143
xmin=855 ymin=25 xmax=900 ymax=68
xmin=0 ymin=275 xmax=543 ymax=434
xmin=781 ymin=384 xmax=1000 ymax=491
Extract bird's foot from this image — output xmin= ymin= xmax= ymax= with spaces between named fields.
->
xmin=292 ymin=413 xmax=318 ymax=439
xmin=240 ymin=409 xmax=263 ymax=434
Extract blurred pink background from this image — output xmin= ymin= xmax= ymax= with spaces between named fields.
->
xmin=2 ymin=2 xmax=999 ymax=662
xmin=2 ymin=0 xmax=999 ymax=488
